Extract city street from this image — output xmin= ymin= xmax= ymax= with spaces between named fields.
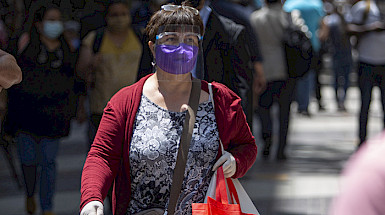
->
xmin=0 ymin=85 xmax=383 ymax=215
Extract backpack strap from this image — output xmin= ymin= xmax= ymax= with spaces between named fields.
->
xmin=362 ymin=0 xmax=371 ymax=25
xmin=92 ymin=27 xmax=105 ymax=54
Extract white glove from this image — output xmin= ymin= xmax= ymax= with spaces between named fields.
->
xmin=80 ymin=201 xmax=104 ymax=215
xmin=212 ymin=151 xmax=236 ymax=178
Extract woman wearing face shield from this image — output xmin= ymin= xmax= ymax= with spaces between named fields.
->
xmin=80 ymin=4 xmax=257 ymax=215
xmin=3 ymin=4 xmax=78 ymax=215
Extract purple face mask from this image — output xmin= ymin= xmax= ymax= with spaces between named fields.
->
xmin=155 ymin=43 xmax=199 ymax=75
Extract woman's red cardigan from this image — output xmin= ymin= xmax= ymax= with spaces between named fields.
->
xmin=80 ymin=74 xmax=257 ymax=214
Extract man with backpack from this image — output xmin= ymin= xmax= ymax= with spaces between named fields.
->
xmin=283 ymin=0 xmax=325 ymax=117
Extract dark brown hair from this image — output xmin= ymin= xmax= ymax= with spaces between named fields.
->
xmin=145 ymin=4 xmax=204 ymax=43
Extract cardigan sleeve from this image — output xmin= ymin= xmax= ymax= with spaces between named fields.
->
xmin=227 ymin=103 xmax=257 ymax=178
xmin=80 ymin=101 xmax=126 ymax=211
xmin=212 ymin=82 xmax=257 ymax=178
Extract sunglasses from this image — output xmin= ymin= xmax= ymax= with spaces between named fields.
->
xmin=161 ymin=4 xmax=200 ymax=16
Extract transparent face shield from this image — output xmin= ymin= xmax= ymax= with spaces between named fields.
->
xmin=154 ymin=24 xmax=204 ymax=81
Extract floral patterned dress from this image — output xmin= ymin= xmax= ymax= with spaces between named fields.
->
xmin=128 ymin=94 xmax=220 ymax=215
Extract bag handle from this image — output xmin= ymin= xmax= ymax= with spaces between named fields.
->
xmin=215 ymin=166 xmax=228 ymax=204
xmin=209 ymin=83 xmax=242 ymax=205
xmin=214 ymin=166 xmax=242 ymax=206
xmin=168 ymin=79 xmax=201 ymax=215
xmin=226 ymin=178 xmax=241 ymax=204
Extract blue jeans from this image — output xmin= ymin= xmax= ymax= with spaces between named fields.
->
xmin=295 ymin=70 xmax=315 ymax=112
xmin=17 ymin=132 xmax=60 ymax=211
xmin=358 ymin=62 xmax=385 ymax=145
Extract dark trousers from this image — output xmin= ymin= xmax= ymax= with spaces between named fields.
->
xmin=358 ymin=62 xmax=385 ymax=145
xmin=257 ymin=78 xmax=296 ymax=155
xmin=314 ymin=54 xmax=323 ymax=105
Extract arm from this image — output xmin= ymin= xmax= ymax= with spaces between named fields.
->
xmin=213 ymin=84 xmax=257 ymax=178
xmin=318 ymin=18 xmax=330 ymax=42
xmin=80 ymin=101 xmax=125 ymax=211
xmin=76 ymin=31 xmax=101 ymax=88
xmin=253 ymin=61 xmax=266 ymax=96
xmin=227 ymin=102 xmax=257 ymax=178
xmin=0 ymin=49 xmax=22 ymax=91
xmin=333 ymin=1 xmax=385 ymax=36
xmin=346 ymin=21 xmax=385 ymax=35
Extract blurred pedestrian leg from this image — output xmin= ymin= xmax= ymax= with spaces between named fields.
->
xmin=17 ymin=132 xmax=59 ymax=214
xmin=295 ymin=70 xmax=315 ymax=116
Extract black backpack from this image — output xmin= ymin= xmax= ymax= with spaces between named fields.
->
xmin=283 ymin=11 xmax=313 ymax=78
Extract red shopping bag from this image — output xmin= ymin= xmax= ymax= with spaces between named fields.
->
xmin=192 ymin=166 xmax=255 ymax=215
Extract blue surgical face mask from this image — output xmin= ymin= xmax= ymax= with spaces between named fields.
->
xmin=43 ymin=21 xmax=64 ymax=39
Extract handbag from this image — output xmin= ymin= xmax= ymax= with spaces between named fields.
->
xmin=191 ymin=83 xmax=259 ymax=215
xmin=133 ymin=80 xmax=202 ymax=215
xmin=192 ymin=165 xmax=258 ymax=215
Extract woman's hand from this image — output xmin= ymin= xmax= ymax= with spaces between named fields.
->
xmin=80 ymin=201 xmax=104 ymax=215
xmin=212 ymin=151 xmax=236 ymax=178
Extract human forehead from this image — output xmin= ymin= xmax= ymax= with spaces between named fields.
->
xmin=107 ymin=3 xmax=129 ymax=15
xmin=157 ymin=24 xmax=200 ymax=34
xmin=43 ymin=8 xmax=62 ymax=21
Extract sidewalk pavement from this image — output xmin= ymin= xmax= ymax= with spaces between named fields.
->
xmin=0 ymin=85 xmax=383 ymax=215
xmin=248 ymin=85 xmax=383 ymax=215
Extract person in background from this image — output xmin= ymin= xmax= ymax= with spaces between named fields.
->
xmin=77 ymin=0 xmax=142 ymax=150
xmin=0 ymin=49 xmax=22 ymax=91
xmin=329 ymin=130 xmax=385 ymax=215
xmin=78 ymin=0 xmax=107 ymax=39
xmin=131 ymin=0 xmax=172 ymax=41
xmin=80 ymin=4 xmax=257 ymax=215
xmin=250 ymin=0 xmax=296 ymax=160
xmin=4 ymin=4 xmax=78 ymax=215
xmin=284 ymin=0 xmax=325 ymax=117
xmin=210 ymin=0 xmax=266 ymax=115
xmin=321 ymin=1 xmax=352 ymax=112
xmin=0 ymin=49 xmax=22 ymax=130
xmin=344 ymin=0 xmax=385 ymax=147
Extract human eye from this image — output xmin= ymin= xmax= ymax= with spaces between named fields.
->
xmin=184 ymin=35 xmax=199 ymax=46
xmin=159 ymin=33 xmax=180 ymax=45
xmin=165 ymin=35 xmax=178 ymax=42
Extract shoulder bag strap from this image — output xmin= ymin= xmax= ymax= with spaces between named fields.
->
xmin=167 ymin=79 xmax=201 ymax=215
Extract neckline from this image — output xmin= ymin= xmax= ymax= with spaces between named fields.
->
xmin=141 ymin=94 xmax=212 ymax=114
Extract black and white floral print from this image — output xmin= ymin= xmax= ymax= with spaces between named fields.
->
xmin=128 ymin=95 xmax=220 ymax=215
